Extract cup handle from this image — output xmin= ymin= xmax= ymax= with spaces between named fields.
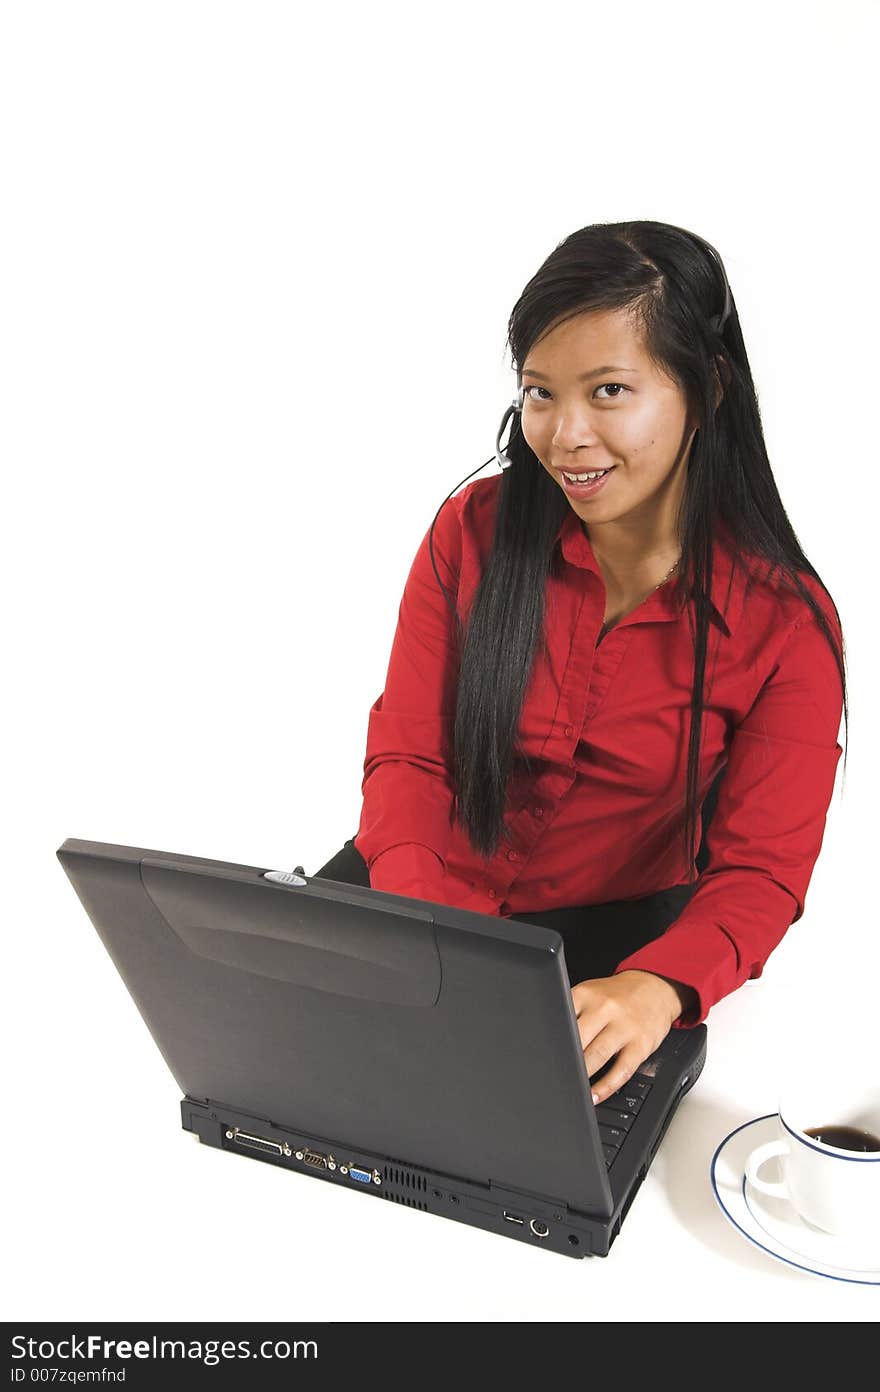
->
xmin=745 ymin=1139 xmax=789 ymax=1198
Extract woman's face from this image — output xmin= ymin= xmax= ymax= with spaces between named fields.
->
xmin=520 ymin=307 xmax=699 ymax=541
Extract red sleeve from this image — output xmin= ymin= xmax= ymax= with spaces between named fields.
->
xmin=614 ymin=607 xmax=844 ymax=1026
xmin=353 ymin=495 xmax=463 ymax=903
xmin=368 ymin=843 xmax=447 ymax=902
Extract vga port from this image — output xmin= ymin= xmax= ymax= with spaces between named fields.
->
xmin=348 ymin=1166 xmax=373 ymax=1185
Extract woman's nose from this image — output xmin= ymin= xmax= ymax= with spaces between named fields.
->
xmin=551 ymin=407 xmax=599 ymax=449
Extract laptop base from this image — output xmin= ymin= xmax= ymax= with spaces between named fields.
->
xmin=180 ymin=1094 xmax=689 ymax=1260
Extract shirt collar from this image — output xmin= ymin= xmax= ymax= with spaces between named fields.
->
xmin=556 ymin=510 xmax=747 ymax=637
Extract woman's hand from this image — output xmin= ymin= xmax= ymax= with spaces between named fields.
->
xmin=570 ymin=969 xmax=697 ymax=1104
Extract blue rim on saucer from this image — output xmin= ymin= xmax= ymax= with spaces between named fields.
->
xmin=710 ymin=1113 xmax=880 ymax=1286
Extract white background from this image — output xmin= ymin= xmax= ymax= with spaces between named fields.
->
xmin=4 ymin=0 xmax=877 ymax=1323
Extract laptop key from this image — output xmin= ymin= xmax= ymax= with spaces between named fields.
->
xmin=604 ymin=1088 xmax=641 ymax=1114
xmin=608 ymin=1081 xmax=653 ymax=1114
xmin=617 ymin=1094 xmax=643 ymax=1115
xmin=598 ymin=1124 xmax=627 ymax=1147
xmin=594 ymin=1105 xmax=635 ymax=1131
xmin=628 ymin=1078 xmax=654 ymax=1097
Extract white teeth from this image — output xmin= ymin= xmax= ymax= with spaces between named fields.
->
xmin=564 ymin=469 xmax=608 ymax=482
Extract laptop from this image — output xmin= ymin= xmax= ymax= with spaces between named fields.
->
xmin=56 ymin=836 xmax=707 ymax=1260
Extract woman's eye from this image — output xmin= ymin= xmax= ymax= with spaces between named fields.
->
xmin=523 ymin=383 xmax=627 ymax=402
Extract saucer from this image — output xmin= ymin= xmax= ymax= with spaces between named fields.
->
xmin=710 ymin=1114 xmax=880 ymax=1285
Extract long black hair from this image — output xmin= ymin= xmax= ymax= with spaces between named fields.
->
xmin=431 ymin=219 xmax=847 ymax=877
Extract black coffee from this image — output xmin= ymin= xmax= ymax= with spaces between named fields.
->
xmin=804 ymin=1124 xmax=880 ymax=1152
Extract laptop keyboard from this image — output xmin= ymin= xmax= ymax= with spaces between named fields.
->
xmin=594 ymin=1074 xmax=654 ymax=1168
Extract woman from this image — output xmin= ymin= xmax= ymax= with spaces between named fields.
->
xmin=316 ymin=220 xmax=847 ymax=1106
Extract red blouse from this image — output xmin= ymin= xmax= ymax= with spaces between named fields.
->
xmin=353 ymin=475 xmax=844 ymax=1027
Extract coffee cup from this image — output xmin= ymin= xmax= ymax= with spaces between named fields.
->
xmin=745 ymin=1075 xmax=880 ymax=1244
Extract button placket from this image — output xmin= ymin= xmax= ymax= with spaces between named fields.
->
xmin=502 ymin=769 xmax=575 ymax=894
xmin=583 ymin=626 xmax=635 ymax=722
xmin=546 ymin=588 xmax=598 ymax=757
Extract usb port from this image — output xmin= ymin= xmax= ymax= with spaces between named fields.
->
xmin=503 ymin=1211 xmax=525 ymax=1225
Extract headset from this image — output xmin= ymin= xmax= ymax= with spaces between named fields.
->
xmin=427 ymin=232 xmax=734 ymax=612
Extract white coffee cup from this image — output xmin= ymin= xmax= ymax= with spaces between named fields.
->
xmin=745 ymin=1075 xmax=880 ymax=1243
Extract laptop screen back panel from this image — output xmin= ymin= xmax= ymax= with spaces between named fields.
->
xmin=57 ymin=839 xmax=615 ymax=1217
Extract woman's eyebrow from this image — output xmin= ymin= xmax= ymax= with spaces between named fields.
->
xmin=521 ymin=364 xmax=639 ymax=380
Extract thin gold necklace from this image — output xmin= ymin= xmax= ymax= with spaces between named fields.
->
xmin=653 ymin=554 xmax=681 ymax=588
xmin=596 ymin=552 xmax=682 ymax=637
xmin=583 ymin=523 xmax=683 ymax=592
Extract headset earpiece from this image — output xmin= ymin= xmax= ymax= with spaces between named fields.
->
xmin=495 ymin=372 xmax=524 ymax=470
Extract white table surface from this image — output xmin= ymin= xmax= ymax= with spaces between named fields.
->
xmin=9 ymin=883 xmax=878 ymax=1324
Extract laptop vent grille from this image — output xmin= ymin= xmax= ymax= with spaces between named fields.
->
xmin=381 ymin=1192 xmax=428 ymax=1211
xmin=382 ymin=1165 xmax=428 ymax=1191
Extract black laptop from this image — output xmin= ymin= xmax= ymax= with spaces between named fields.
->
xmin=56 ymin=837 xmax=707 ymax=1260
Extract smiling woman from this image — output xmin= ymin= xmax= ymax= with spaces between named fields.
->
xmin=319 ymin=219 xmax=847 ymax=1104
xmin=519 ymin=308 xmax=702 ymax=540
xmin=515 ymin=309 xmax=701 ymax=635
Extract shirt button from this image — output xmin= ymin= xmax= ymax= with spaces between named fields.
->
xmin=507 ymin=850 xmax=518 ymax=861
xmin=533 ymin=806 xmax=544 ymax=817
xmin=564 ymin=724 xmax=574 ymax=737
xmin=488 ymin=888 xmax=497 ymax=899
